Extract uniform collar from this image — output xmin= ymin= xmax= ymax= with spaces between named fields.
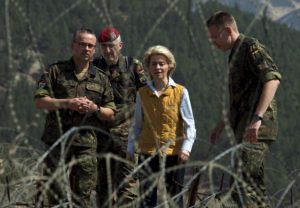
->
xmin=228 ymin=34 xmax=245 ymax=63
xmin=69 ymin=57 xmax=96 ymax=77
xmin=97 ymin=53 xmax=125 ymax=70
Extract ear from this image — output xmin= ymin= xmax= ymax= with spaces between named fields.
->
xmin=224 ymin=27 xmax=231 ymax=34
xmin=119 ymin=42 xmax=123 ymax=50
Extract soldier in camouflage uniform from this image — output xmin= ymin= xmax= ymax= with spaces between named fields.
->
xmin=34 ymin=28 xmax=115 ymax=207
xmin=93 ymin=27 xmax=147 ymax=207
xmin=206 ymin=11 xmax=282 ymax=207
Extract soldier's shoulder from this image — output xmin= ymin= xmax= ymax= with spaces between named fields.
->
xmin=95 ymin=67 xmax=108 ymax=79
xmin=243 ymin=36 xmax=257 ymax=45
xmin=242 ymin=36 xmax=264 ymax=53
xmin=47 ymin=59 xmax=71 ymax=71
xmin=49 ymin=60 xmax=71 ymax=67
xmin=93 ymin=65 xmax=109 ymax=81
xmin=93 ymin=65 xmax=106 ymax=74
xmin=132 ymin=58 xmax=142 ymax=66
xmin=128 ymin=57 xmax=144 ymax=74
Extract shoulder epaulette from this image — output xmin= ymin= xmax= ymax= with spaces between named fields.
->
xmin=93 ymin=65 xmax=106 ymax=75
xmin=49 ymin=60 xmax=69 ymax=67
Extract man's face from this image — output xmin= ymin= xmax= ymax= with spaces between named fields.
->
xmin=208 ymin=25 xmax=231 ymax=51
xmin=100 ymin=41 xmax=122 ymax=65
xmin=72 ymin=32 xmax=96 ymax=62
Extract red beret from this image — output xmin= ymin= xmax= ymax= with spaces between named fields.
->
xmin=98 ymin=27 xmax=120 ymax=43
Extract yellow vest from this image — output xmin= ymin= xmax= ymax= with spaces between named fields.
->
xmin=138 ymin=84 xmax=184 ymax=155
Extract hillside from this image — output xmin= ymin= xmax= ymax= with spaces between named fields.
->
xmin=0 ymin=0 xmax=299 ymax=206
xmin=203 ymin=0 xmax=300 ymax=30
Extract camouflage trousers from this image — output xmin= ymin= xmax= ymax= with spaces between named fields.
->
xmin=231 ymin=141 xmax=272 ymax=208
xmin=42 ymin=130 xmax=97 ymax=207
xmin=96 ymin=133 xmax=138 ymax=208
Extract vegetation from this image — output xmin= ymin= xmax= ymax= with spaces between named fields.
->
xmin=0 ymin=0 xmax=299 ymax=206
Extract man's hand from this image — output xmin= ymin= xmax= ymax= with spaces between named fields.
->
xmin=245 ymin=119 xmax=261 ymax=143
xmin=68 ymin=97 xmax=97 ymax=114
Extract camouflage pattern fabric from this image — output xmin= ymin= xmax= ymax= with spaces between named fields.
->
xmin=231 ymin=142 xmax=271 ymax=208
xmin=93 ymin=54 xmax=147 ymax=206
xmin=96 ymin=134 xmax=138 ymax=207
xmin=44 ymin=130 xmax=97 ymax=207
xmin=93 ymin=54 xmax=147 ymax=134
xmin=227 ymin=34 xmax=281 ymax=207
xmin=200 ymin=141 xmax=270 ymax=208
xmin=228 ymin=34 xmax=281 ymax=143
xmin=34 ymin=58 xmax=115 ymax=206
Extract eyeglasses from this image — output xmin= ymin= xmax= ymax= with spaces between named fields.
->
xmin=76 ymin=42 xmax=96 ymax=49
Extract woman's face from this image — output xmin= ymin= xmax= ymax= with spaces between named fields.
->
xmin=148 ymin=54 xmax=170 ymax=81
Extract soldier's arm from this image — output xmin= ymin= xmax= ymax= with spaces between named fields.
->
xmin=245 ymin=80 xmax=280 ymax=143
xmin=95 ymin=104 xmax=115 ymax=121
xmin=35 ymin=96 xmax=70 ymax=110
xmin=98 ymin=72 xmax=116 ymax=121
xmin=249 ymin=42 xmax=282 ymax=117
xmin=35 ymin=96 xmax=98 ymax=114
xmin=254 ymin=79 xmax=280 ymax=117
xmin=245 ymin=42 xmax=281 ymax=143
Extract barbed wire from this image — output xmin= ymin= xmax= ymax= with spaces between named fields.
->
xmin=0 ymin=0 xmax=299 ymax=207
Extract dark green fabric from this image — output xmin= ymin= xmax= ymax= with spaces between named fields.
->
xmin=93 ymin=54 xmax=147 ymax=138
xmin=228 ymin=34 xmax=281 ymax=142
xmin=35 ymin=58 xmax=115 ymax=206
xmin=93 ymin=55 xmax=146 ymax=206
xmin=232 ymin=142 xmax=271 ymax=208
xmin=44 ymin=130 xmax=97 ymax=207
xmin=35 ymin=58 xmax=115 ymax=144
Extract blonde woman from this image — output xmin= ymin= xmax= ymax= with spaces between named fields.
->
xmin=127 ymin=45 xmax=196 ymax=207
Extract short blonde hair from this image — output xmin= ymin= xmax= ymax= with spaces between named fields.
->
xmin=143 ymin=45 xmax=176 ymax=77
xmin=206 ymin=11 xmax=239 ymax=32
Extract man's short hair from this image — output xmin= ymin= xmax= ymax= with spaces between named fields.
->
xmin=206 ymin=11 xmax=238 ymax=32
xmin=72 ymin=28 xmax=96 ymax=43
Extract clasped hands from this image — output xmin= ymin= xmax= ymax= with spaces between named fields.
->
xmin=68 ymin=97 xmax=98 ymax=114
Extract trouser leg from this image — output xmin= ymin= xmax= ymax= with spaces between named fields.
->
xmin=232 ymin=141 xmax=271 ymax=208
xmin=138 ymin=154 xmax=159 ymax=208
xmin=165 ymin=156 xmax=185 ymax=207
xmin=70 ymin=145 xmax=97 ymax=207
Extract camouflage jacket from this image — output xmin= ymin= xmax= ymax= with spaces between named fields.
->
xmin=35 ymin=58 xmax=115 ymax=144
xmin=228 ymin=34 xmax=282 ymax=142
xmin=93 ymin=54 xmax=147 ymax=138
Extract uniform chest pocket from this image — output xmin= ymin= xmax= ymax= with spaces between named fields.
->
xmin=56 ymin=78 xmax=77 ymax=88
xmin=86 ymin=83 xmax=101 ymax=92
xmin=55 ymin=79 xmax=77 ymax=97
xmin=86 ymin=83 xmax=103 ymax=103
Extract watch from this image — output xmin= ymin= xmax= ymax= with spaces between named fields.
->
xmin=253 ymin=114 xmax=263 ymax=121
xmin=95 ymin=106 xmax=101 ymax=115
